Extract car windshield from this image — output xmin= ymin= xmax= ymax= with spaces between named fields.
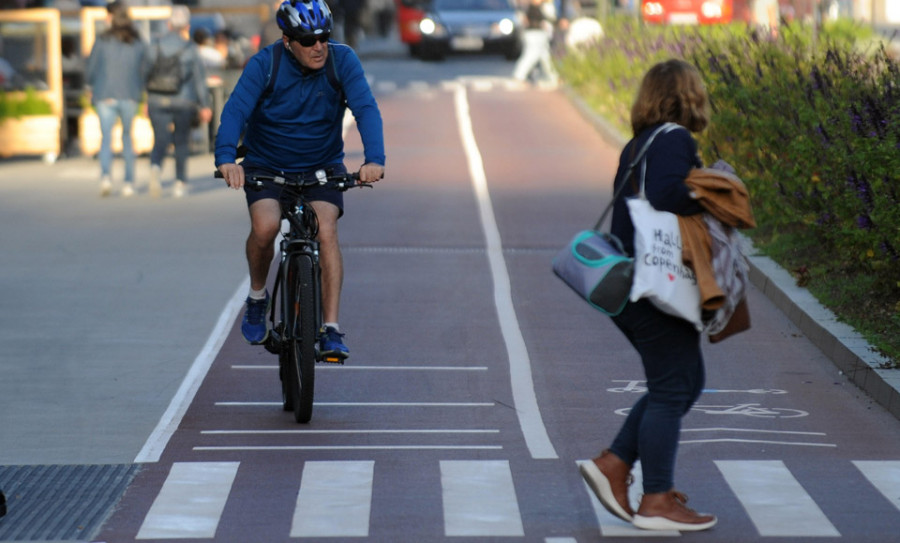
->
xmin=433 ymin=0 xmax=513 ymax=11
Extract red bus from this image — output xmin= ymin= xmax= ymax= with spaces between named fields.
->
xmin=640 ymin=0 xmax=756 ymax=24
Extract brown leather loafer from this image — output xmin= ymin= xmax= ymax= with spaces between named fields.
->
xmin=579 ymin=449 xmax=634 ymax=521
xmin=633 ymin=490 xmax=717 ymax=531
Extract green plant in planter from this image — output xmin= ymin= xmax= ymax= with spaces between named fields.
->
xmin=0 ymin=87 xmax=54 ymax=119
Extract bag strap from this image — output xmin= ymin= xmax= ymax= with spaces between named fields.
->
xmin=261 ymin=42 xmax=284 ymax=101
xmin=593 ymin=122 xmax=682 ymax=230
xmin=325 ymin=43 xmax=346 ymax=105
xmin=636 ymin=122 xmax=683 ymax=195
xmin=260 ymin=43 xmax=344 ymax=103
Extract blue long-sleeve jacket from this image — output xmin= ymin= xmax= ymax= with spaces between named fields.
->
xmin=611 ymin=123 xmax=705 ymax=256
xmin=215 ymin=41 xmax=385 ymax=171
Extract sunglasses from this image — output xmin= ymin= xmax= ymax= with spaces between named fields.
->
xmin=294 ymin=33 xmax=330 ymax=47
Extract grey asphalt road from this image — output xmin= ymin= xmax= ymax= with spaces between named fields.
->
xmin=0 ymin=153 xmax=248 ymax=465
xmin=4 ymin=36 xmax=900 ymax=543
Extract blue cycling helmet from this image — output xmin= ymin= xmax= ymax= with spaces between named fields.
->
xmin=276 ymin=0 xmax=333 ymax=39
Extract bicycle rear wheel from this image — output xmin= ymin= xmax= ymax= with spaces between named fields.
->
xmin=284 ymin=253 xmax=317 ymax=423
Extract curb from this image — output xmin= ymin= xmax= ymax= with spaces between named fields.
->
xmin=563 ymin=87 xmax=900 ymax=421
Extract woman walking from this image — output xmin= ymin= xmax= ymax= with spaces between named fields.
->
xmin=578 ymin=59 xmax=717 ymax=532
xmin=85 ymin=0 xmax=145 ymax=197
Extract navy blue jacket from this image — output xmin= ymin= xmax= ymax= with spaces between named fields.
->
xmin=611 ymin=124 xmax=706 ymax=256
xmin=215 ymin=41 xmax=385 ymax=172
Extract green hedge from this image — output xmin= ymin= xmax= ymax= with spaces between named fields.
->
xmin=0 ymin=87 xmax=54 ymax=119
xmin=558 ymin=16 xmax=900 ymax=362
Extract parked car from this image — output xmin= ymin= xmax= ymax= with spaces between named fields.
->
xmin=417 ymin=0 xmax=523 ymax=61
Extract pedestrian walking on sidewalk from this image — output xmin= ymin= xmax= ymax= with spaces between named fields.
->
xmin=578 ymin=58 xmax=717 ymax=532
xmin=85 ymin=0 xmax=145 ymax=198
xmin=144 ymin=5 xmax=212 ymax=198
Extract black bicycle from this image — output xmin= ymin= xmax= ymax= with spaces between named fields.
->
xmin=216 ymin=167 xmax=370 ymax=423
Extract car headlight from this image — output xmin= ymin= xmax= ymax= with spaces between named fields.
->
xmin=495 ymin=18 xmax=515 ymax=35
xmin=419 ymin=17 xmax=446 ymax=36
xmin=700 ymin=1 xmax=722 ymax=18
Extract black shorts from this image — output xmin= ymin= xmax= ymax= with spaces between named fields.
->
xmin=243 ymin=164 xmax=345 ymax=217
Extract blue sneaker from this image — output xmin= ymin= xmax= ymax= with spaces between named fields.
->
xmin=319 ymin=326 xmax=349 ymax=362
xmin=241 ymin=292 xmax=269 ymax=344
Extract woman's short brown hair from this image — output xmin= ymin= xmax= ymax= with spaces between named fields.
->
xmin=630 ymin=59 xmax=710 ymax=136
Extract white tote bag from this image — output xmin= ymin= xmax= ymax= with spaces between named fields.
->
xmin=627 ymin=172 xmax=703 ymax=331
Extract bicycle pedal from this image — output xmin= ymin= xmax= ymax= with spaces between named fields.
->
xmin=320 ymin=355 xmax=346 ymax=365
xmin=263 ymin=335 xmax=281 ymax=355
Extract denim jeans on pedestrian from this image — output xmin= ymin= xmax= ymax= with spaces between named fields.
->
xmin=148 ymin=103 xmax=194 ymax=183
xmin=95 ymin=99 xmax=138 ymax=183
xmin=609 ymin=298 xmax=705 ymax=494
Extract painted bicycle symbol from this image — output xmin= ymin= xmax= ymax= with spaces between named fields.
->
xmin=615 ymin=403 xmax=808 ymax=419
xmin=607 ymin=380 xmax=787 ymax=396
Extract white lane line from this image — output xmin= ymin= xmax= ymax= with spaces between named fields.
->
xmin=230 ymin=365 xmax=489 ymax=371
xmin=343 ymin=108 xmax=354 ymax=135
xmin=853 ymin=461 xmax=900 ymax=512
xmin=441 ymin=460 xmax=524 ymax=536
xmin=681 ymin=438 xmax=836 ymax=447
xmin=715 ymin=460 xmax=840 ymax=537
xmin=453 ymin=82 xmax=557 ymax=460
xmin=291 ymin=461 xmax=374 ymax=537
xmin=215 ymin=401 xmax=495 ymax=407
xmin=201 ymin=429 xmax=499 ymax=435
xmin=136 ymin=462 xmax=239 ymax=540
xmin=681 ymin=427 xmax=827 ymax=436
xmin=194 ymin=445 xmax=503 ymax=451
xmin=135 ymin=279 xmax=248 ymax=463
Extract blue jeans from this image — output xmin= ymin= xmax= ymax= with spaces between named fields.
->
xmin=148 ymin=103 xmax=194 ymax=183
xmin=609 ymin=298 xmax=705 ymax=494
xmin=95 ymin=99 xmax=138 ymax=183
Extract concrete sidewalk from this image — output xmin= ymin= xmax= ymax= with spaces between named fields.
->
xmin=565 ymin=88 xmax=900 ymax=422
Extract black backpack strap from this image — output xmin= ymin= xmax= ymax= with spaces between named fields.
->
xmin=261 ymin=43 xmax=343 ymax=104
xmin=260 ymin=42 xmax=284 ymax=102
xmin=325 ymin=43 xmax=346 ymax=105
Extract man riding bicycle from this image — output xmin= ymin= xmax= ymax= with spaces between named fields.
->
xmin=215 ymin=0 xmax=385 ymax=360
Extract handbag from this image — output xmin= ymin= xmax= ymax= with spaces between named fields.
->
xmin=552 ymin=124 xmax=677 ymax=316
xmin=708 ymin=296 xmax=750 ymax=343
xmin=627 ymin=123 xmax=703 ymax=330
xmin=552 ymin=229 xmax=634 ymax=315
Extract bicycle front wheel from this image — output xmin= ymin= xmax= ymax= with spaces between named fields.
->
xmin=285 ymin=253 xmax=317 ymax=423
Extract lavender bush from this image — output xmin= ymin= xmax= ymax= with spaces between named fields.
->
xmin=558 ymin=17 xmax=900 ymax=360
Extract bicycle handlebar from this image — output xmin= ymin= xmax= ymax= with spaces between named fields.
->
xmin=214 ymin=169 xmax=371 ymax=192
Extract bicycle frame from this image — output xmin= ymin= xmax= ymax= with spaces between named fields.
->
xmin=269 ymin=197 xmax=323 ymax=354
xmin=215 ymin=166 xmax=368 ymax=423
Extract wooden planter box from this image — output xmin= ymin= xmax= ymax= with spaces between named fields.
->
xmin=0 ymin=115 xmax=61 ymax=162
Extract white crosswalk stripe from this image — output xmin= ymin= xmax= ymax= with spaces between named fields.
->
xmin=853 ymin=460 xmax=900 ymax=512
xmin=291 ymin=460 xmax=375 ymax=537
xmin=133 ymin=459 xmax=900 ymax=539
xmin=136 ymin=462 xmax=239 ymax=540
xmin=716 ymin=460 xmax=841 ymax=537
xmin=440 ymin=459 xmax=525 ymax=536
